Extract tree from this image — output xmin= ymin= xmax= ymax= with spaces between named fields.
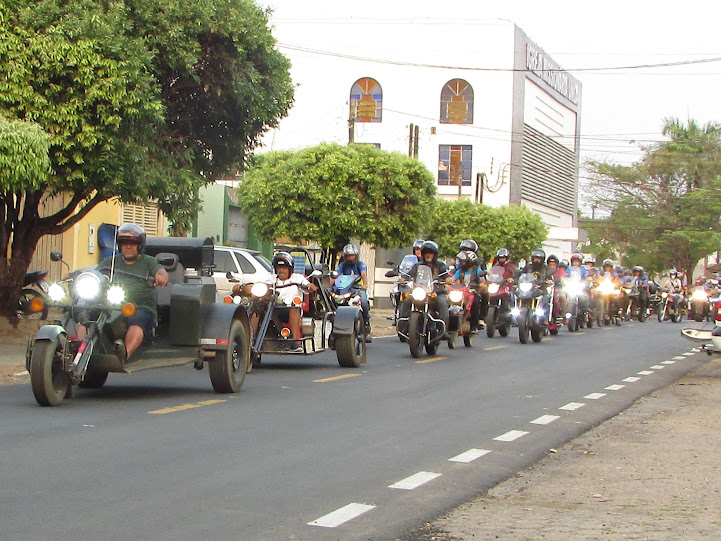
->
xmin=0 ymin=1 xmax=293 ymax=316
xmin=237 ymin=143 xmax=437 ymax=257
xmin=422 ymin=199 xmax=547 ymax=261
xmin=584 ymin=118 xmax=721 ymax=278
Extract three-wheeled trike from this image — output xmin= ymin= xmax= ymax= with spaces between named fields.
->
xmin=229 ymin=246 xmax=367 ymax=368
xmin=26 ymin=237 xmax=251 ymax=406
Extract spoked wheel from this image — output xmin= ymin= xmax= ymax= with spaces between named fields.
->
xmin=485 ymin=307 xmax=497 ymax=338
xmin=337 ymin=314 xmax=365 ymax=368
xmin=30 ymin=337 xmax=70 ymax=407
xmin=518 ymin=308 xmax=529 ymax=344
xmin=408 ymin=312 xmax=423 ymax=359
xmin=209 ymin=320 xmax=247 ymax=393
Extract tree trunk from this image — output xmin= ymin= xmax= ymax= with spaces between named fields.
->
xmin=0 ymin=257 xmax=31 ymax=318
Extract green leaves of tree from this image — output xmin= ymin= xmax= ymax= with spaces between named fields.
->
xmin=238 ymin=143 xmax=436 ymax=251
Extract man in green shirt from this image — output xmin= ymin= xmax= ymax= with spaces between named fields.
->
xmin=97 ymin=223 xmax=169 ymax=361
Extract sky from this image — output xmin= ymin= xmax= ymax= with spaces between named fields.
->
xmin=260 ymin=0 xmax=721 ymax=169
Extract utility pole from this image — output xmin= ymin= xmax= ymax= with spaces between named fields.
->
xmin=348 ymin=103 xmax=356 ymax=144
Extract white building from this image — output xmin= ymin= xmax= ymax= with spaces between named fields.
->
xmin=261 ymin=15 xmax=583 ymax=305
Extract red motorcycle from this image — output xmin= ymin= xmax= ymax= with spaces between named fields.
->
xmin=447 ymin=283 xmax=475 ymax=348
xmin=485 ymin=265 xmax=513 ymax=338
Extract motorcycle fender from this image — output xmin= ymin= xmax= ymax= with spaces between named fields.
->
xmin=448 ymin=308 xmax=461 ymax=332
xmin=332 ymin=305 xmax=360 ymax=336
xmin=200 ymin=304 xmax=250 ymax=350
xmin=33 ymin=324 xmax=67 ymax=343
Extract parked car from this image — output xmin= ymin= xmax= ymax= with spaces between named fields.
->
xmin=196 ymin=246 xmax=273 ymax=297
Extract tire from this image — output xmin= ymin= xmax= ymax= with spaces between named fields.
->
xmin=615 ymin=314 xmax=622 ymax=326
xmin=18 ymin=289 xmax=49 ymax=320
xmin=408 ymin=312 xmax=423 ymax=359
xmin=518 ymin=308 xmax=529 ymax=344
xmin=209 ymin=320 xmax=247 ymax=393
xmin=447 ymin=331 xmax=458 ymax=349
xmin=549 ymin=326 xmax=558 ymax=336
xmin=337 ymin=315 xmax=363 ymax=368
xmin=639 ymin=306 xmax=647 ymax=322
xmin=499 ymin=321 xmax=510 ymax=337
xmin=30 ymin=338 xmax=69 ymax=407
xmin=657 ymin=304 xmax=665 ymax=322
xmin=79 ymin=371 xmax=108 ymax=389
xmin=568 ymin=314 xmax=577 ymax=332
xmin=485 ymin=307 xmax=497 ymax=338
xmin=463 ymin=333 xmax=474 ymax=347
xmin=586 ymin=315 xmax=593 ymax=328
xmin=673 ymin=313 xmax=682 ymax=323
xmin=531 ymin=325 xmax=542 ymax=343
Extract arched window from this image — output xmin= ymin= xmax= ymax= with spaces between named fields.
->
xmin=350 ymin=78 xmax=382 ymax=123
xmin=440 ymin=79 xmax=474 ymax=124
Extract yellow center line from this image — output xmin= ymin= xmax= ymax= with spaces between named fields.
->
xmin=576 ymin=331 xmax=587 ymax=335
xmin=601 ymin=327 xmax=612 ymax=331
xmin=484 ymin=345 xmax=508 ymax=351
xmin=415 ymin=356 xmax=447 ymax=364
xmin=148 ymin=399 xmax=227 ymax=415
xmin=314 ymin=373 xmax=363 ymax=383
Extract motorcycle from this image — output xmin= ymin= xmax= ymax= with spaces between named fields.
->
xmin=397 ymin=265 xmax=447 ymax=358
xmin=563 ymin=269 xmax=587 ymax=332
xmin=688 ymin=286 xmax=711 ymax=322
xmin=385 ymin=255 xmax=418 ymax=342
xmin=657 ymin=288 xmax=683 ymax=323
xmin=623 ymin=279 xmax=647 ymax=322
xmin=330 ymin=273 xmax=372 ymax=343
xmin=596 ymin=277 xmax=623 ymax=326
xmin=511 ymin=268 xmax=548 ymax=344
xmin=485 ymin=265 xmax=513 ymax=338
xmin=17 ymin=269 xmax=51 ymax=319
xmin=447 ymin=283 xmax=475 ymax=348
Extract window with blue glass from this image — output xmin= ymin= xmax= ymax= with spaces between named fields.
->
xmin=438 ymin=145 xmax=472 ymax=186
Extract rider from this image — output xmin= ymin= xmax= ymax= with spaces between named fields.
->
xmin=520 ymin=249 xmax=552 ymax=319
xmin=492 ymin=248 xmax=517 ymax=281
xmin=336 ymin=243 xmax=371 ymax=334
xmin=399 ymin=240 xmax=452 ymax=336
xmin=565 ymin=252 xmax=588 ymax=278
xmin=631 ymin=265 xmax=650 ymax=315
xmin=412 ymin=239 xmax=425 ymax=261
xmin=663 ymin=269 xmax=684 ymax=313
xmin=96 ymin=223 xmax=169 ymax=362
xmin=546 ymin=254 xmax=567 ymax=325
xmin=266 ymin=252 xmax=319 ymax=352
xmin=453 ymin=248 xmax=484 ymax=332
xmin=457 ymin=239 xmax=487 ymax=329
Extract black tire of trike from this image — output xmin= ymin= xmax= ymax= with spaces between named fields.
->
xmin=408 ymin=312 xmax=423 ymax=359
xmin=79 ymin=371 xmax=109 ymax=389
xmin=30 ymin=337 xmax=69 ymax=407
xmin=336 ymin=314 xmax=363 ymax=368
xmin=209 ymin=320 xmax=247 ymax=393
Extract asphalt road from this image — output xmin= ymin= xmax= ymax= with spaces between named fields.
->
xmin=0 ymin=320 xmax=707 ymax=541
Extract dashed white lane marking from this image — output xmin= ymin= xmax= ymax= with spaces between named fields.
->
xmin=673 ymin=356 xmax=686 ymax=360
xmin=638 ymin=370 xmax=654 ymax=375
xmin=308 ymin=503 xmax=375 ymax=528
xmin=605 ymin=384 xmax=625 ymax=391
xmin=662 ymin=360 xmax=676 ymax=365
xmin=449 ymin=448 xmax=491 ymax=463
xmin=559 ymin=402 xmax=585 ymax=411
xmin=584 ymin=393 xmax=606 ymax=400
xmin=494 ymin=430 xmax=529 ymax=442
xmin=623 ymin=376 xmax=641 ymax=382
xmin=683 ymin=352 xmax=695 ymax=356
xmin=650 ymin=365 xmax=665 ymax=370
xmin=389 ymin=471 xmax=442 ymax=490
xmin=530 ymin=415 xmax=560 ymax=425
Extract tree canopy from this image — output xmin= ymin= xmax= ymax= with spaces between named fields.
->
xmin=0 ymin=0 xmax=293 ymax=315
xmin=582 ymin=118 xmax=721 ymax=278
xmin=422 ymin=198 xmax=548 ymax=261
xmin=237 ymin=143 xmax=437 ymax=253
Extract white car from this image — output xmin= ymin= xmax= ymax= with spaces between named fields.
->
xmin=208 ymin=247 xmax=273 ymax=297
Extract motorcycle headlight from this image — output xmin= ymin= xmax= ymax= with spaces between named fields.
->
xmin=598 ymin=281 xmax=614 ymax=295
xmin=106 ymin=285 xmax=125 ymax=305
xmin=412 ymin=287 xmax=427 ymax=302
xmin=564 ymin=283 xmax=582 ymax=296
xmin=511 ymin=307 xmax=521 ymax=317
xmin=48 ymin=283 xmax=67 ymax=303
xmin=692 ymin=289 xmax=708 ymax=301
xmin=449 ymin=290 xmax=464 ymax=303
xmin=519 ymin=282 xmax=533 ymax=293
xmin=75 ymin=272 xmax=102 ymax=300
xmin=661 ymin=292 xmax=668 ymax=298
xmin=250 ymin=282 xmax=269 ymax=298
xmin=488 ymin=283 xmax=500 ymax=295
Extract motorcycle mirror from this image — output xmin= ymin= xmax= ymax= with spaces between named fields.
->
xmin=309 ymin=269 xmax=323 ymax=278
xmin=385 ymin=270 xmax=398 ymax=278
xmin=386 ymin=260 xmax=395 ymax=266
xmin=330 ymin=270 xmax=339 ymax=279
xmin=50 ymin=251 xmax=63 ymax=262
xmin=226 ymin=271 xmax=240 ymax=283
xmin=518 ymin=258 xmax=527 ymax=269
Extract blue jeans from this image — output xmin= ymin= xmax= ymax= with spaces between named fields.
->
xmin=359 ymin=289 xmax=370 ymax=325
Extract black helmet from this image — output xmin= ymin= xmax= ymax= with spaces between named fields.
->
xmin=602 ymin=258 xmax=613 ymax=269
xmin=459 ymin=239 xmax=478 ymax=254
xmin=457 ymin=250 xmax=477 ymax=269
xmin=272 ymin=251 xmax=294 ymax=272
xmin=560 ymin=259 xmax=569 ymax=268
xmin=117 ymin=223 xmax=146 ymax=253
xmin=420 ymin=240 xmax=439 ymax=260
xmin=546 ymin=254 xmax=559 ymax=265
xmin=531 ymin=249 xmax=546 ymax=261
xmin=412 ymin=239 xmax=425 ymax=250
xmin=343 ymin=243 xmax=359 ymax=257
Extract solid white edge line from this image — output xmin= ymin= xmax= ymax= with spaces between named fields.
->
xmin=308 ymin=503 xmax=376 ymax=528
xmin=449 ymin=448 xmax=491 ymax=463
xmin=530 ymin=414 xmax=560 ymax=425
xmin=389 ymin=471 xmax=441 ymax=490
xmin=493 ymin=430 xmax=529 ymax=442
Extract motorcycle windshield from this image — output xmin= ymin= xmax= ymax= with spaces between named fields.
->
xmin=334 ymin=274 xmax=358 ymax=291
xmin=568 ymin=267 xmax=583 ymax=280
xmin=489 ymin=266 xmax=505 ymax=283
xmin=415 ymin=265 xmax=434 ymax=291
xmin=399 ymin=255 xmax=418 ymax=273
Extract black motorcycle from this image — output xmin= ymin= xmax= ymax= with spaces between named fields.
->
xmin=512 ymin=270 xmax=548 ymax=344
xmin=485 ymin=265 xmax=513 ymax=338
xmin=385 ymin=255 xmax=418 ymax=341
xmin=397 ymin=265 xmax=447 ymax=358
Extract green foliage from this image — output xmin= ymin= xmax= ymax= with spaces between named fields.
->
xmin=237 ymin=143 xmax=437 ymax=251
xmin=0 ymin=116 xmax=51 ymax=192
xmin=585 ymin=118 xmax=721 ymax=278
xmin=422 ymin=199 xmax=547 ymax=260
